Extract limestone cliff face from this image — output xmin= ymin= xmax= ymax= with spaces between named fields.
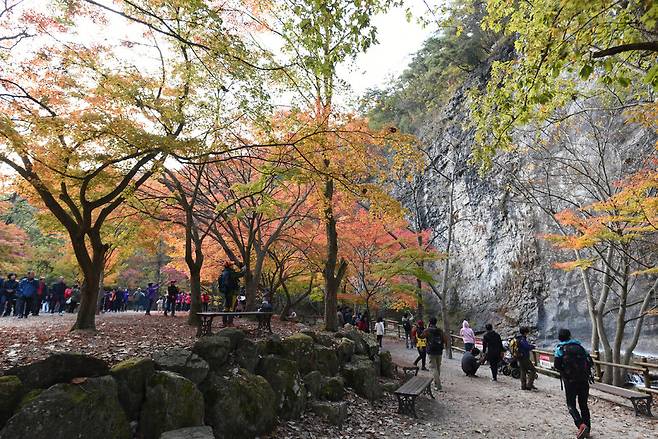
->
xmin=410 ymin=42 xmax=658 ymax=354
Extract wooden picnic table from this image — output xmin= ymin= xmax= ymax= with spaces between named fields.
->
xmin=197 ymin=311 xmax=273 ymax=336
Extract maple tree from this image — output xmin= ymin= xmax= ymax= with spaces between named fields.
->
xmin=0 ymin=1 xmax=273 ymax=331
xmin=339 ymin=208 xmax=438 ymax=316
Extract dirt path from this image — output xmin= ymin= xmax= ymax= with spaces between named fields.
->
xmin=384 ymin=337 xmax=656 ymax=439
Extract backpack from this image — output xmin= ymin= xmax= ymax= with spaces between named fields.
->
xmin=426 ymin=327 xmax=444 ymax=355
xmin=402 ymin=318 xmax=411 ymax=331
xmin=509 ymin=337 xmax=523 ymax=359
xmin=558 ymin=343 xmax=593 ymax=383
xmin=219 ymin=269 xmax=238 ymax=293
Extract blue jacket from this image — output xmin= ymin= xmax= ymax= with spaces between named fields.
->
xmin=517 ymin=335 xmax=535 ymax=359
xmin=18 ymin=278 xmax=39 ymax=297
xmin=554 ymin=339 xmax=584 ymax=357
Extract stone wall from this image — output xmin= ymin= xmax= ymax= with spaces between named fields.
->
xmin=0 ymin=328 xmax=395 ymax=439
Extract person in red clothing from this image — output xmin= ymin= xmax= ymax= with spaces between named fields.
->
xmin=184 ymin=292 xmax=191 ymax=311
xmin=201 ymin=292 xmax=210 ymax=312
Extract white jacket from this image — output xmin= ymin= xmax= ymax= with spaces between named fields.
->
xmin=375 ymin=322 xmax=385 ymax=336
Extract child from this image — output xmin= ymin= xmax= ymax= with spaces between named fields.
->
xmin=375 ymin=317 xmax=385 ymax=348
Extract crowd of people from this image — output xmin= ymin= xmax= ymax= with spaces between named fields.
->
xmin=399 ymin=312 xmax=594 ymax=439
xmin=0 ymin=272 xmax=81 ymax=318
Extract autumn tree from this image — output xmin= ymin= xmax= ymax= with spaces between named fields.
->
xmin=0 ymin=1 xmax=269 ymax=330
xmin=499 ymin=102 xmax=657 ymax=384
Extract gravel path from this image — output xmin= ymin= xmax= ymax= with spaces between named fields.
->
xmin=384 ymin=337 xmax=657 ymax=439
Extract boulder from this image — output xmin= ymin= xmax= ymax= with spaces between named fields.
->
xmin=153 ymin=348 xmax=209 ymax=385
xmin=255 ymin=334 xmax=284 ymax=357
xmin=6 ymin=352 xmax=108 ymax=389
xmin=341 ymin=329 xmax=366 ymax=355
xmin=302 ymin=371 xmax=322 ymax=399
xmin=139 ymin=371 xmax=204 ymax=439
xmin=109 ymin=357 xmax=154 ymax=420
xmin=336 ymin=338 xmax=355 ymax=365
xmin=192 ymin=335 xmax=231 ymax=371
xmin=313 ymin=332 xmax=336 ymax=347
xmin=340 ymin=355 xmax=382 ymax=400
xmin=203 ymin=369 xmax=276 ymax=439
xmin=256 ymin=355 xmax=306 ymax=419
xmin=362 ymin=334 xmax=380 ymax=358
xmin=0 ymin=376 xmax=23 ymax=427
xmin=215 ymin=328 xmax=246 ymax=350
xmin=234 ymin=339 xmax=258 ymax=373
xmin=299 ymin=329 xmax=317 ymax=341
xmin=309 ymin=401 xmax=348 ymax=426
xmin=379 ymin=351 xmax=395 ymax=378
xmin=314 ymin=345 xmax=339 ymax=376
xmin=160 ymin=426 xmax=214 ymax=439
xmin=282 ymin=333 xmax=316 ymax=374
xmin=319 ymin=376 xmax=344 ymax=401
xmin=17 ymin=389 xmax=41 ymax=408
xmin=0 ymin=376 xmax=130 ymax=439
xmin=373 ymin=354 xmax=381 ymax=377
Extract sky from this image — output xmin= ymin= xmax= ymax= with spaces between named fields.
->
xmin=343 ymin=2 xmax=435 ymax=98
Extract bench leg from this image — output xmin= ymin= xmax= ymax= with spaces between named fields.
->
xmin=200 ymin=317 xmax=213 ymax=337
xmin=631 ymin=397 xmax=653 ymax=417
xmin=396 ymin=394 xmax=417 ymax=418
xmin=425 ymin=383 xmax=435 ymax=400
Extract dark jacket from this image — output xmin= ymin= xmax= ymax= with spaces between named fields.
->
xmin=51 ymin=281 xmax=67 ymax=298
xmin=3 ymin=279 xmax=18 ymax=296
xmin=167 ymin=285 xmax=179 ymax=300
xmin=218 ymin=267 xmax=244 ymax=295
xmin=461 ymin=350 xmax=480 ymax=376
xmin=18 ymin=277 xmax=39 ymax=297
xmin=517 ymin=335 xmax=535 ymax=359
xmin=482 ymin=330 xmax=504 ymax=359
xmin=423 ymin=326 xmax=446 ymax=356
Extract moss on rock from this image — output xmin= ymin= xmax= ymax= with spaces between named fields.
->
xmin=109 ymin=357 xmax=154 ymax=420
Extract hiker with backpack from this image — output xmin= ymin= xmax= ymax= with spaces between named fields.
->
xmin=218 ymin=261 xmax=245 ymax=327
xmin=511 ymin=326 xmax=538 ymax=390
xmin=413 ymin=320 xmax=428 ymax=371
xmin=554 ymin=328 xmax=594 ymax=439
xmin=423 ymin=317 xmax=448 ymax=391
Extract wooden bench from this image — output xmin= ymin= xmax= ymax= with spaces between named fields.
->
xmin=197 ymin=312 xmax=273 ymax=336
xmin=394 ymin=376 xmax=434 ymax=417
xmin=591 ymin=382 xmax=653 ymax=417
xmin=393 ymin=361 xmax=420 ymax=379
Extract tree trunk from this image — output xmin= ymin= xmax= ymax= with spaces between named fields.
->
xmin=188 ymin=266 xmax=202 ymax=328
xmin=96 ymin=265 xmax=105 ymax=315
xmin=323 ymin=176 xmax=347 ymax=332
xmin=72 ymin=267 xmax=101 ymax=331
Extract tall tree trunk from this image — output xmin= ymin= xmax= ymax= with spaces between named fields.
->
xmin=323 ymin=176 xmax=347 ymax=332
xmin=415 ymin=234 xmax=424 ymax=319
xmin=71 ymin=231 xmax=106 ymax=331
xmin=188 ymin=266 xmax=202 ymax=328
xmin=96 ymin=263 xmax=105 ymax=315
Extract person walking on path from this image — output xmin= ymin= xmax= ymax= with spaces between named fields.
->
xmin=32 ymin=277 xmax=47 ymax=316
xmin=402 ymin=312 xmax=413 ymax=349
xmin=2 ymin=273 xmax=18 ymax=317
xmin=482 ymin=323 xmax=504 ymax=382
xmin=375 ymin=317 xmax=385 ymax=348
xmin=68 ymin=284 xmax=80 ymax=313
xmin=218 ymin=261 xmax=244 ymax=326
xmin=460 ymin=320 xmax=476 ymax=352
xmin=516 ymin=326 xmax=538 ymax=390
xmin=17 ymin=271 xmax=38 ymax=319
xmin=412 ymin=320 xmax=428 ymax=371
xmin=145 ymin=282 xmax=159 ymax=315
xmin=554 ymin=328 xmax=594 ymax=439
xmin=424 ymin=317 xmax=448 ymax=391
xmin=165 ymin=280 xmax=178 ymax=316
xmin=50 ymin=276 xmax=66 ymax=314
